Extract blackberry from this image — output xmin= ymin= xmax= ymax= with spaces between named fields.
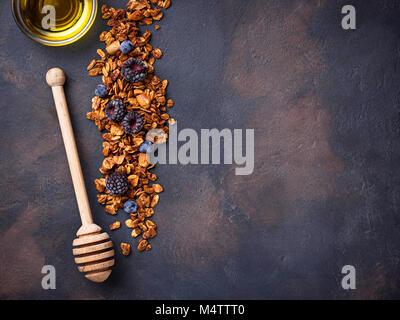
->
xmin=121 ymin=58 xmax=148 ymax=83
xmin=106 ymin=172 xmax=128 ymax=196
xmin=122 ymin=112 xmax=144 ymax=134
xmin=105 ymin=99 xmax=126 ymax=122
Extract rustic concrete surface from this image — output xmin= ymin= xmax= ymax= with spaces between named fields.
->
xmin=1 ymin=0 xmax=400 ymax=299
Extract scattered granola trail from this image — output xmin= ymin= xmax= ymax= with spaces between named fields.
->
xmin=86 ymin=0 xmax=172 ymax=254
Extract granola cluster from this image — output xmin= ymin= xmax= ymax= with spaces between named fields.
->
xmin=86 ymin=0 xmax=173 ymax=255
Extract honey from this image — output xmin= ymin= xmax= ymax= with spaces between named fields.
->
xmin=12 ymin=0 xmax=97 ymax=46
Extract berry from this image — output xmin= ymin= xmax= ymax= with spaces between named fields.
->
xmin=124 ymin=200 xmax=138 ymax=213
xmin=105 ymin=99 xmax=126 ymax=122
xmin=139 ymin=140 xmax=153 ymax=153
xmin=121 ymin=58 xmax=148 ymax=83
xmin=120 ymin=40 xmax=134 ymax=54
xmin=106 ymin=172 xmax=128 ymax=196
xmin=95 ymin=84 xmax=108 ymax=98
xmin=122 ymin=112 xmax=144 ymax=134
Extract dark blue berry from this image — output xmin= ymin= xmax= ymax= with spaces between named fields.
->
xmin=139 ymin=140 xmax=153 ymax=153
xmin=120 ymin=40 xmax=134 ymax=55
xmin=95 ymin=84 xmax=108 ymax=98
xmin=124 ymin=200 xmax=138 ymax=213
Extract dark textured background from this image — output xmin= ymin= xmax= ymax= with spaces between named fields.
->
xmin=1 ymin=0 xmax=400 ymax=299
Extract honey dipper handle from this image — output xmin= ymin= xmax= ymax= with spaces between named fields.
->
xmin=46 ymin=68 xmax=93 ymax=226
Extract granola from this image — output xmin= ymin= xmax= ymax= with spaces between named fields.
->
xmin=120 ymin=242 xmax=131 ymax=256
xmin=109 ymin=221 xmax=121 ymax=230
xmin=86 ymin=0 xmax=172 ymax=254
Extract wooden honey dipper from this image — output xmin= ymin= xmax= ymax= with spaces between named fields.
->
xmin=46 ymin=68 xmax=114 ymax=283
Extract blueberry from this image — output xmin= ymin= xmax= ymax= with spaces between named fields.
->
xmin=124 ymin=200 xmax=138 ymax=213
xmin=139 ymin=140 xmax=153 ymax=153
xmin=120 ymin=40 xmax=135 ymax=55
xmin=95 ymin=84 xmax=108 ymax=98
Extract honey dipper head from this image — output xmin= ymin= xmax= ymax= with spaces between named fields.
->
xmin=46 ymin=68 xmax=66 ymax=87
xmin=73 ymin=225 xmax=114 ymax=283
